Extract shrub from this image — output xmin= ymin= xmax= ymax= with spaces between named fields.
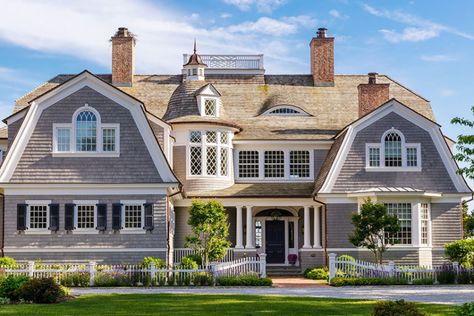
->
xmin=0 ymin=275 xmax=30 ymax=300
xmin=59 ymin=272 xmax=90 ymax=287
xmin=217 ymin=274 xmax=272 ymax=286
xmin=177 ymin=257 xmax=199 ymax=270
xmin=458 ymin=269 xmax=473 ymax=285
xmin=94 ymin=271 xmax=131 ymax=287
xmin=330 ymin=277 xmax=408 ymax=287
xmin=412 ymin=277 xmax=434 ymax=285
xmin=192 ymin=272 xmax=214 ymax=286
xmin=436 ymin=265 xmax=457 ymax=284
xmin=141 ymin=257 xmax=166 ymax=269
xmin=445 ymin=239 xmax=474 ymax=267
xmin=456 ymin=301 xmax=474 ymax=316
xmin=0 ymin=297 xmax=10 ymax=305
xmin=338 ymin=254 xmax=356 ymax=262
xmin=15 ymin=277 xmax=65 ymax=304
xmin=183 ymin=254 xmax=202 ymax=266
xmin=305 ymin=267 xmax=329 ymax=280
xmin=373 ymin=300 xmax=426 ymax=316
xmin=0 ymin=257 xmax=18 ymax=268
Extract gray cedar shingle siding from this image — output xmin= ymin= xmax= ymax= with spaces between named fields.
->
xmin=7 ymin=117 xmax=23 ymax=149
xmin=149 ymin=120 xmax=165 ymax=151
xmin=4 ymin=194 xmax=167 ymax=252
xmin=326 ymin=203 xmax=358 ymax=248
xmin=11 ymin=86 xmax=162 ymax=183
xmin=333 ymin=112 xmax=457 ymax=192
xmin=431 ymin=203 xmax=462 ymax=247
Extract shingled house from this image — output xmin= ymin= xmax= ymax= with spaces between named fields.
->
xmin=0 ymin=27 xmax=470 ymax=270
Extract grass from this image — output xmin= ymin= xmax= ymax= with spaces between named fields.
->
xmin=0 ymin=294 xmax=457 ymax=315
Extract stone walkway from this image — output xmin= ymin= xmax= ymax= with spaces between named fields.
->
xmin=72 ymin=285 xmax=474 ymax=305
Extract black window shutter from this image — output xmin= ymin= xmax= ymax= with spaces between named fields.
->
xmin=48 ymin=204 xmax=59 ymax=231
xmin=17 ymin=204 xmax=28 ymax=231
xmin=96 ymin=203 xmax=107 ymax=231
xmin=112 ymin=203 xmax=122 ymax=230
xmin=143 ymin=203 xmax=154 ymax=230
xmin=65 ymin=203 xmax=75 ymax=231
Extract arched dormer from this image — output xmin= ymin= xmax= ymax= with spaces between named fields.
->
xmin=262 ymin=105 xmax=310 ymax=116
xmin=52 ymin=104 xmax=120 ymax=156
xmin=366 ymin=127 xmax=421 ymax=171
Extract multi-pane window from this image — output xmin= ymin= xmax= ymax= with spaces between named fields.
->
xmin=385 ymin=203 xmax=412 ymax=245
xmin=29 ymin=205 xmax=48 ymax=229
xmin=238 ymin=151 xmax=259 ymax=178
xmin=406 ymin=147 xmax=418 ymax=167
xmin=264 ymin=151 xmax=285 ymax=178
xmin=369 ymin=147 xmax=380 ymax=167
xmin=102 ymin=128 xmax=116 ymax=152
xmin=204 ymin=99 xmax=217 ymax=117
xmin=76 ymin=110 xmax=97 ymax=152
xmin=420 ymin=203 xmax=430 ymax=245
xmin=57 ymin=128 xmax=70 ymax=152
xmin=384 ymin=132 xmax=402 ymax=167
xmin=76 ymin=205 xmax=95 ymax=229
xmin=289 ymin=150 xmax=310 ymax=178
xmin=266 ymin=107 xmax=307 ymax=116
xmin=124 ymin=204 xmax=143 ymax=229
xmin=255 ymin=220 xmax=262 ymax=248
xmin=188 ymin=130 xmax=230 ymax=177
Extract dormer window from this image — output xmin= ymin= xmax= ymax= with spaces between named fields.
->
xmin=204 ymin=99 xmax=217 ymax=117
xmin=52 ymin=105 xmax=120 ymax=157
xmin=195 ymin=84 xmax=222 ymax=118
xmin=366 ymin=128 xmax=421 ymax=171
xmin=262 ymin=105 xmax=310 ymax=116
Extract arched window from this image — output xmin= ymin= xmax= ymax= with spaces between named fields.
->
xmin=262 ymin=105 xmax=310 ymax=116
xmin=365 ymin=128 xmax=421 ymax=170
xmin=384 ymin=131 xmax=402 ymax=167
xmin=76 ymin=110 xmax=97 ymax=152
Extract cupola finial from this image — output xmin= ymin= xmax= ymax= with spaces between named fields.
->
xmin=193 ymin=39 xmax=197 ymax=54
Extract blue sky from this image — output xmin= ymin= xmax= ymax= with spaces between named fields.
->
xmin=0 ymin=1 xmax=473 ymax=144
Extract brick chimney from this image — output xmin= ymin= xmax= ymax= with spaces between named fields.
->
xmin=310 ymin=28 xmax=334 ymax=87
xmin=358 ymin=73 xmax=390 ymax=117
xmin=111 ymin=27 xmax=135 ymax=87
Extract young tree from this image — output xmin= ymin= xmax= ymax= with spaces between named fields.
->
xmin=451 ymin=106 xmax=474 ymax=180
xmin=349 ymin=199 xmax=401 ymax=264
xmin=185 ymin=199 xmax=231 ymax=267
xmin=462 ymin=203 xmax=474 ymax=238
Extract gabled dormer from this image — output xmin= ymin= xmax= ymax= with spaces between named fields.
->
xmin=195 ymin=84 xmax=222 ymax=118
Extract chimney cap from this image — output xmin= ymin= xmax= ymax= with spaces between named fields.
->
xmin=368 ymin=72 xmax=378 ymax=84
xmin=317 ymin=28 xmax=328 ymax=38
xmin=113 ymin=27 xmax=134 ymax=38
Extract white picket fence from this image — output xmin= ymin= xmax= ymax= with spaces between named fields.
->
xmin=0 ymin=253 xmax=267 ymax=286
xmin=328 ymin=253 xmax=471 ymax=284
xmin=174 ymin=248 xmax=234 ymax=264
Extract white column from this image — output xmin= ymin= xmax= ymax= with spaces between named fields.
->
xmin=412 ymin=203 xmax=421 ymax=247
xmin=303 ymin=206 xmax=311 ymax=248
xmin=235 ymin=206 xmax=243 ymax=249
xmin=245 ymin=206 xmax=253 ymax=248
xmin=313 ymin=206 xmax=321 ymax=248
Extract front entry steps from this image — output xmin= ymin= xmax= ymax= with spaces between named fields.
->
xmin=266 ymin=265 xmax=302 ymax=277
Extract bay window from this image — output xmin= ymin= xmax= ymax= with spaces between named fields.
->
xmin=188 ymin=130 xmax=231 ymax=177
xmin=385 ymin=203 xmax=412 ymax=245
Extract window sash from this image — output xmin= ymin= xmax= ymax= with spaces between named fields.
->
xmin=204 ymin=99 xmax=217 ymax=117
xmin=264 ymin=151 xmax=285 ymax=178
xmin=238 ymin=151 xmax=259 ymax=178
xmin=123 ymin=204 xmax=144 ymax=229
xmin=57 ymin=128 xmax=71 ymax=152
xmin=75 ymin=205 xmax=96 ymax=229
xmin=28 ymin=205 xmax=49 ymax=230
xmin=385 ymin=203 xmax=412 ymax=245
xmin=102 ymin=128 xmax=116 ymax=152
xmin=188 ymin=130 xmax=230 ymax=177
xmin=420 ymin=203 xmax=430 ymax=245
xmin=289 ymin=150 xmax=310 ymax=178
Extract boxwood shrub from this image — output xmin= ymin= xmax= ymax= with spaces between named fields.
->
xmin=304 ymin=266 xmax=329 ymax=280
xmin=217 ymin=274 xmax=272 ymax=286
xmin=0 ymin=275 xmax=30 ymax=300
xmin=14 ymin=277 xmax=67 ymax=304
xmin=330 ymin=277 xmax=408 ymax=287
xmin=373 ymin=300 xmax=426 ymax=316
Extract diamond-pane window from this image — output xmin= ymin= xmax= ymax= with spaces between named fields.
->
xmin=220 ymin=148 xmax=228 ymax=176
xmin=29 ymin=205 xmax=48 ymax=229
xmin=204 ymin=99 xmax=217 ymax=117
xmin=385 ymin=203 xmax=412 ymax=245
xmin=190 ymin=131 xmax=201 ymax=143
xmin=264 ymin=151 xmax=284 ymax=178
xmin=189 ymin=130 xmax=231 ymax=177
xmin=384 ymin=132 xmax=402 ymax=167
xmin=220 ymin=132 xmax=228 ymax=144
xmin=206 ymin=146 xmax=217 ymax=175
xmin=206 ymin=131 xmax=217 ymax=144
xmin=190 ymin=146 xmax=202 ymax=175
xmin=239 ymin=151 xmax=259 ymax=178
xmin=289 ymin=150 xmax=310 ymax=178
xmin=77 ymin=205 xmax=95 ymax=229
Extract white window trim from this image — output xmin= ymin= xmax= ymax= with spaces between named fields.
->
xmin=52 ymin=105 xmax=120 ymax=157
xmin=418 ymin=202 xmax=432 ymax=247
xmin=73 ymin=200 xmax=98 ymax=234
xmin=24 ymin=200 xmax=51 ymax=235
xmin=187 ymin=130 xmax=232 ymax=179
xmin=120 ymin=200 xmax=146 ymax=234
xmin=365 ymin=128 xmax=422 ymax=172
xmin=235 ymin=149 xmax=314 ymax=182
xmin=262 ymin=105 xmax=310 ymax=116
xmin=383 ymin=201 xmax=413 ymax=247
xmin=197 ymin=96 xmax=220 ymax=118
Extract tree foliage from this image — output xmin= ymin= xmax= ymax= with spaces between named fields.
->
xmin=349 ymin=199 xmax=401 ymax=264
xmin=185 ymin=199 xmax=231 ymax=267
xmin=462 ymin=203 xmax=474 ymax=239
xmin=451 ymin=106 xmax=474 ymax=180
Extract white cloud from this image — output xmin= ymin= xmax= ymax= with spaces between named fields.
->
xmin=0 ymin=0 xmax=311 ymax=74
xmin=329 ymin=9 xmax=341 ymax=18
xmin=220 ymin=13 xmax=232 ymax=19
xmin=420 ymin=54 xmax=455 ymax=62
xmin=223 ymin=0 xmax=286 ymax=13
xmin=363 ymin=4 xmax=474 ymax=42
xmin=440 ymin=89 xmax=456 ymax=97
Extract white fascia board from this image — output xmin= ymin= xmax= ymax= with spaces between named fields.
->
xmin=233 ymin=140 xmax=333 ymax=148
xmin=4 ymin=109 xmax=27 ymax=125
xmin=318 ymin=100 xmax=471 ymax=194
xmin=0 ymin=72 xmax=178 ymax=184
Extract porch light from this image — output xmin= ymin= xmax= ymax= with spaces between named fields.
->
xmin=270 ymin=210 xmax=282 ymax=221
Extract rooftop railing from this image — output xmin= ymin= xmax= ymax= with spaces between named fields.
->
xmin=183 ymin=54 xmax=264 ymax=70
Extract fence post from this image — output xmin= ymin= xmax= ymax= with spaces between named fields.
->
xmin=28 ymin=261 xmax=34 ymax=277
xmin=453 ymin=261 xmax=459 ymax=281
xmin=328 ymin=253 xmax=337 ymax=284
xmin=209 ymin=263 xmax=218 ymax=282
xmin=259 ymin=253 xmax=267 ymax=277
xmin=150 ymin=261 xmax=156 ymax=284
xmin=88 ymin=261 xmax=96 ymax=287
xmin=388 ymin=261 xmax=395 ymax=277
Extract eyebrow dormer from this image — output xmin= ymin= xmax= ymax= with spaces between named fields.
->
xmin=262 ymin=105 xmax=310 ymax=116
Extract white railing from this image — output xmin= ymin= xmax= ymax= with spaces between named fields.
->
xmin=212 ymin=253 xmax=267 ymax=277
xmin=328 ymin=253 xmax=473 ymax=284
xmin=174 ymin=248 xmax=234 ymax=264
xmin=183 ymin=54 xmax=264 ymax=70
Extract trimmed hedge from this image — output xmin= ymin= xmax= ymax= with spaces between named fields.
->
xmin=216 ymin=275 xmax=272 ymax=286
xmin=330 ymin=277 xmax=408 ymax=287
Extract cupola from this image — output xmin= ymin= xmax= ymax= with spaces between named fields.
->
xmin=182 ymin=40 xmax=207 ymax=81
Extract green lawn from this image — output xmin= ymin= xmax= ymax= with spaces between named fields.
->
xmin=0 ymin=294 xmax=456 ymax=316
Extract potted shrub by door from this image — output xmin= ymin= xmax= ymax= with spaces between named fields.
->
xmin=288 ymin=254 xmax=297 ymax=265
